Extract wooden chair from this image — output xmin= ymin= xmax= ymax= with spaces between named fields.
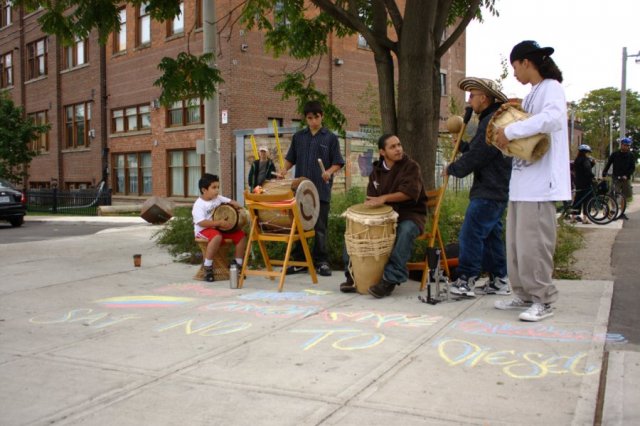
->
xmin=407 ymin=187 xmax=451 ymax=291
xmin=193 ymin=238 xmax=233 ymax=281
xmin=239 ymin=190 xmax=318 ymax=292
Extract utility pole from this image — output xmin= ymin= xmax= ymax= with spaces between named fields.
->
xmin=203 ymin=1 xmax=221 ymax=182
xmin=620 ymin=47 xmax=640 ymax=140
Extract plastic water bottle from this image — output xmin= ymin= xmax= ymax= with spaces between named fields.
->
xmin=229 ymin=262 xmax=238 ymax=289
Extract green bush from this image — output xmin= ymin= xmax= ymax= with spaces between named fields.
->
xmin=553 ymin=220 xmax=584 ymax=279
xmin=153 ymin=206 xmax=200 ymax=263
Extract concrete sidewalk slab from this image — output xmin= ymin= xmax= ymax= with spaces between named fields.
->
xmin=0 ymin=225 xmax=618 ymax=425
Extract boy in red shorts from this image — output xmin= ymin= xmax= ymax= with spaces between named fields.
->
xmin=192 ymin=173 xmax=247 ymax=282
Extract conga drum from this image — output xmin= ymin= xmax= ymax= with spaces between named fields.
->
xmin=257 ymin=178 xmax=320 ymax=232
xmin=486 ymin=104 xmax=550 ymax=162
xmin=212 ymin=204 xmax=239 ymax=232
xmin=343 ymin=204 xmax=398 ymax=294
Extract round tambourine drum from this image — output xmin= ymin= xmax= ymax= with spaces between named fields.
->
xmin=343 ymin=203 xmax=398 ymax=295
xmin=212 ymin=204 xmax=239 ymax=232
xmin=257 ymin=178 xmax=320 ymax=233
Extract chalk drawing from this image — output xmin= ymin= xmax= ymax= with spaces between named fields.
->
xmin=321 ymin=310 xmax=442 ymax=328
xmin=435 ymin=337 xmax=600 ymax=379
xmin=93 ymin=295 xmax=196 ymax=309
xmin=291 ymin=329 xmax=385 ymax=351
xmin=156 ymin=318 xmax=251 ymax=336
xmin=238 ymin=291 xmax=323 ymax=303
xmin=200 ymin=301 xmax=320 ymax=318
xmin=453 ymin=318 xmax=627 ymax=343
xmin=29 ymin=308 xmax=139 ymax=329
xmin=155 ymin=283 xmax=235 ymax=297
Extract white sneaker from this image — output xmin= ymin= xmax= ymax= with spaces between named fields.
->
xmin=494 ymin=296 xmax=532 ymax=310
xmin=476 ymin=275 xmax=512 ymax=295
xmin=519 ymin=303 xmax=554 ymax=322
xmin=449 ymin=276 xmax=476 ymax=297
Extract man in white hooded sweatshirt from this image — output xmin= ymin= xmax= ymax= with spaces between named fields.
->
xmin=494 ymin=40 xmax=571 ymax=322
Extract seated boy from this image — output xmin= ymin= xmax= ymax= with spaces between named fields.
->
xmin=192 ymin=173 xmax=247 ymax=282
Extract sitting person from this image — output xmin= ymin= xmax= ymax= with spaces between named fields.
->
xmin=192 ymin=173 xmax=247 ymax=282
xmin=340 ymin=134 xmax=427 ymax=298
xmin=248 ymin=145 xmax=276 ymax=192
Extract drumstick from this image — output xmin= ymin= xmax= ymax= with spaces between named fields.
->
xmin=317 ymin=158 xmax=326 ymax=174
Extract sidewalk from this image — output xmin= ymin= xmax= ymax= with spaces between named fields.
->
xmin=0 ymin=219 xmax=624 ymax=425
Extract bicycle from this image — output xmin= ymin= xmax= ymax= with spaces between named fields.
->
xmin=560 ymin=179 xmax=619 ymax=225
xmin=606 ymin=176 xmax=628 ymax=220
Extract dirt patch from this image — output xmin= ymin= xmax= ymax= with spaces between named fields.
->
xmin=571 ymin=227 xmax=618 ymax=280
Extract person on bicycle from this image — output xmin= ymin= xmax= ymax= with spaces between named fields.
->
xmin=603 ymin=137 xmax=635 ymax=220
xmin=570 ymin=144 xmax=595 ymax=223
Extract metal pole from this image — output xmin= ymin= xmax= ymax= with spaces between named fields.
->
xmin=609 ymin=117 xmax=613 ymax=156
xmin=203 ymin=0 xmax=221 ymax=182
xmin=620 ymin=47 xmax=628 ymax=140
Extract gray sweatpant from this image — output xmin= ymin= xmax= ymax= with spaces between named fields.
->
xmin=506 ymin=201 xmax=559 ymax=304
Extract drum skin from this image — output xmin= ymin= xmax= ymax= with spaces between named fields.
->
xmin=212 ymin=204 xmax=239 ymax=231
xmin=258 ymin=178 xmax=320 ymax=232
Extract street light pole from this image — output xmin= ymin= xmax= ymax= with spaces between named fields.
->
xmin=203 ymin=0 xmax=221 ymax=181
xmin=609 ymin=116 xmax=614 ymax=155
xmin=620 ymin=47 xmax=640 ymax=140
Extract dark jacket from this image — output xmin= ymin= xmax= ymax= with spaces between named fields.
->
xmin=603 ymin=150 xmax=635 ymax=179
xmin=447 ymin=102 xmax=512 ymax=202
xmin=367 ymin=154 xmax=427 ymax=233
xmin=573 ymin=154 xmax=595 ymax=190
xmin=248 ymin=159 xmax=276 ymax=190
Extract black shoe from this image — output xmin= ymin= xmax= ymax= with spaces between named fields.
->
xmin=286 ymin=265 xmax=308 ymax=275
xmin=620 ymin=213 xmax=629 ymax=220
xmin=204 ymin=266 xmax=215 ymax=282
xmin=368 ymin=279 xmax=396 ymax=299
xmin=340 ymin=277 xmax=356 ymax=293
xmin=316 ymin=263 xmax=332 ymax=277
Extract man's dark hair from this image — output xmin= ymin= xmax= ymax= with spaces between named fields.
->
xmin=522 ymin=54 xmax=563 ymax=83
xmin=303 ymin=100 xmax=324 ymax=116
xmin=377 ymin=133 xmax=396 ymax=150
xmin=198 ymin=173 xmax=219 ymax=194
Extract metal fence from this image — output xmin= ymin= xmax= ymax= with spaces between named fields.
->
xmin=26 ymin=186 xmax=112 ymax=215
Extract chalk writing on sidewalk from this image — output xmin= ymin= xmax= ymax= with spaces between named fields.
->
xmin=322 ymin=310 xmax=442 ymax=328
xmin=200 ymin=301 xmax=320 ymax=318
xmin=291 ymin=329 xmax=385 ymax=351
xmin=93 ymin=295 xmax=196 ymax=309
xmin=453 ymin=318 xmax=627 ymax=343
xmin=156 ymin=318 xmax=251 ymax=336
xmin=435 ymin=337 xmax=600 ymax=379
xmin=29 ymin=308 xmax=139 ymax=329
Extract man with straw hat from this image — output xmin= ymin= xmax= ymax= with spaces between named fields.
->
xmin=444 ymin=77 xmax=512 ymax=297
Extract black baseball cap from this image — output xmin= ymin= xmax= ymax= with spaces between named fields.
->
xmin=510 ymin=40 xmax=554 ymax=63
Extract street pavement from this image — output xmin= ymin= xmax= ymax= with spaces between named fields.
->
xmin=0 ymin=199 xmax=638 ymax=426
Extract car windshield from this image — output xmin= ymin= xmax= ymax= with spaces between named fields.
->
xmin=0 ymin=179 xmax=16 ymax=189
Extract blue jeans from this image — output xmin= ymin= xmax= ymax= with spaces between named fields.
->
xmin=457 ymin=198 xmax=508 ymax=279
xmin=343 ymin=220 xmax=420 ymax=285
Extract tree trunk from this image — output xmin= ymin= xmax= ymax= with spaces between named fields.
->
xmin=374 ymin=50 xmax=397 ymax=136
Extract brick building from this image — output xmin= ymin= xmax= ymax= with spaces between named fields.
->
xmin=1 ymin=1 xmax=466 ymax=201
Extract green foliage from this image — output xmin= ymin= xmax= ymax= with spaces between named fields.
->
xmin=153 ymin=207 xmax=200 ymax=263
xmin=154 ymin=52 xmax=224 ymax=107
xmin=0 ymin=92 xmax=49 ymax=184
xmin=275 ymin=72 xmax=346 ymax=136
xmin=553 ymin=221 xmax=584 ymax=279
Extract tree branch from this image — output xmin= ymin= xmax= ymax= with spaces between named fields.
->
xmin=381 ymin=0 xmax=403 ymax=36
xmin=436 ymin=0 xmax=481 ymax=58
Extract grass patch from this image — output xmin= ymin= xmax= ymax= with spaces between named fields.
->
xmin=553 ymin=220 xmax=584 ymax=279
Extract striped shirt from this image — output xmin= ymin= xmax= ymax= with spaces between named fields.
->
xmin=285 ymin=127 xmax=345 ymax=202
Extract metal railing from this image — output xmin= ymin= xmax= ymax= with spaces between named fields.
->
xmin=26 ymin=183 xmax=111 ymax=215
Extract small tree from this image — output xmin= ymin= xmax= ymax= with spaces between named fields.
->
xmin=0 ymin=92 xmax=50 ymax=185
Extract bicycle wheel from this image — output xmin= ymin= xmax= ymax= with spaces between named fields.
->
xmin=586 ymin=195 xmax=618 ymax=225
xmin=613 ymin=192 xmax=627 ymax=219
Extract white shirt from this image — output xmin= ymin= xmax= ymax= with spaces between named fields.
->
xmin=192 ymin=195 xmax=231 ymax=236
xmin=504 ymin=79 xmax=572 ymax=202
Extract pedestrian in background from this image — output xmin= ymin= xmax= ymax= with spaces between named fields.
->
xmin=570 ymin=144 xmax=595 ymax=224
xmin=494 ymin=40 xmax=571 ymax=322
xmin=248 ymin=145 xmax=276 ymax=192
xmin=603 ymin=137 xmax=635 ymax=219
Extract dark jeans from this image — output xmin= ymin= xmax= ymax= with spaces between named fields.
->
xmin=457 ymin=198 xmax=508 ymax=279
xmin=571 ymin=188 xmax=591 ymax=215
xmin=292 ymin=200 xmax=330 ymax=266
xmin=343 ymin=220 xmax=420 ymax=285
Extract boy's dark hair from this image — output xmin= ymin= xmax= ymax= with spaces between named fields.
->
xmin=377 ymin=133 xmax=396 ymax=150
xmin=529 ymin=55 xmax=563 ymax=83
xmin=303 ymin=100 xmax=323 ymax=116
xmin=198 ymin=173 xmax=219 ymax=194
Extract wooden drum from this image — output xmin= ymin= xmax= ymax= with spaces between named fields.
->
xmin=344 ymin=204 xmax=398 ymax=294
xmin=212 ymin=204 xmax=239 ymax=231
xmin=258 ymin=178 xmax=320 ymax=233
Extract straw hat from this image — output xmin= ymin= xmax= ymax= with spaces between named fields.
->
xmin=458 ymin=77 xmax=508 ymax=103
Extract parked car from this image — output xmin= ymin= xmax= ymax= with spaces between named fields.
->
xmin=0 ymin=179 xmax=27 ymax=227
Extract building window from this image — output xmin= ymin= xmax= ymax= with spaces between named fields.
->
xmin=28 ymin=111 xmax=49 ymax=152
xmin=112 ymin=152 xmax=152 ymax=195
xmin=114 ymin=7 xmax=127 ymax=53
xmin=268 ymin=117 xmax=283 ymax=129
xmin=357 ymin=34 xmax=370 ymax=49
xmin=1 ymin=0 xmax=11 ymax=28
xmin=64 ymin=102 xmax=91 ymax=149
xmin=195 ymin=0 xmax=202 ymax=29
xmin=274 ymin=1 xmax=290 ymax=27
xmin=169 ymin=149 xmax=203 ymax=197
xmin=439 ymin=72 xmax=447 ymax=96
xmin=167 ymin=1 xmax=184 ymax=36
xmin=26 ymin=38 xmax=47 ymax=80
xmin=136 ymin=2 xmax=151 ymax=46
xmin=64 ymin=37 xmax=88 ymax=69
xmin=167 ymin=98 xmax=203 ymax=127
xmin=0 ymin=52 xmax=12 ymax=88
xmin=111 ymin=104 xmax=150 ymax=133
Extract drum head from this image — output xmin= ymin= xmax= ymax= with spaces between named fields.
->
xmin=348 ymin=203 xmax=393 ymax=216
xmin=212 ymin=204 xmax=239 ymax=231
xmin=295 ymin=180 xmax=320 ymax=230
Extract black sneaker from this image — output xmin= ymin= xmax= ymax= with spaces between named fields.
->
xmin=368 ymin=279 xmax=396 ymax=299
xmin=285 ymin=265 xmax=308 ymax=275
xmin=620 ymin=213 xmax=629 ymax=220
xmin=340 ymin=276 xmax=356 ymax=293
xmin=316 ymin=263 xmax=332 ymax=277
xmin=204 ymin=266 xmax=215 ymax=282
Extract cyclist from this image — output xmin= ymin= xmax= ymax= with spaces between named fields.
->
xmin=570 ymin=144 xmax=595 ymax=223
xmin=603 ymin=137 xmax=635 ymax=220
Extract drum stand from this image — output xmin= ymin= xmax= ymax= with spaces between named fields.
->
xmin=418 ymin=248 xmax=450 ymax=305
